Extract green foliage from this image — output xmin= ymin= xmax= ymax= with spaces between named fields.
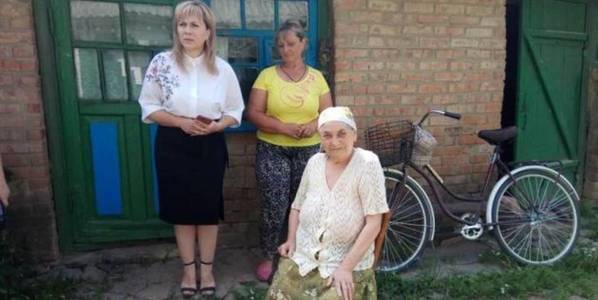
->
xmin=0 ymin=238 xmax=77 ymax=300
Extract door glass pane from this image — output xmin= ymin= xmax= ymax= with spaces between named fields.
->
xmin=246 ymin=0 xmax=274 ymax=29
xmin=233 ymin=68 xmax=259 ymax=101
xmin=128 ymin=51 xmax=152 ymax=100
xmin=71 ymin=1 xmax=122 ymax=43
xmin=74 ymin=48 xmax=102 ymax=100
xmin=279 ymin=1 xmax=308 ymax=29
xmin=102 ymin=50 xmax=128 ymax=101
xmin=216 ymin=37 xmax=257 ymax=64
xmin=212 ymin=0 xmax=241 ymax=29
xmin=124 ymin=4 xmax=172 ymax=46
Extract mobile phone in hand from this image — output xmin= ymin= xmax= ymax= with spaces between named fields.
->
xmin=196 ymin=115 xmax=213 ymax=124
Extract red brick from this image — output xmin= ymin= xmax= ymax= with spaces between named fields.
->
xmin=367 ymin=83 xmax=385 ymax=94
xmin=334 ymin=0 xmax=367 ymax=10
xmin=387 ymin=83 xmax=417 ymax=93
xmin=449 ymin=82 xmax=479 ymax=93
xmin=12 ymin=45 xmax=35 ymax=58
xmin=404 ymin=3 xmax=434 ymax=14
xmin=450 ymin=16 xmax=480 ymax=25
xmin=466 ymin=27 xmax=494 ymax=38
xmin=419 ymin=61 xmax=448 ymax=71
xmin=401 ymin=72 xmax=431 ymax=81
xmin=466 ymin=6 xmax=495 ymax=17
xmin=419 ymin=83 xmax=447 ymax=93
xmin=403 ymin=25 xmax=434 ymax=35
xmin=418 ymin=15 xmax=448 ymax=23
xmin=435 ymin=72 xmax=464 ymax=82
xmin=368 ymin=1 xmax=399 ymax=12
xmin=335 ymin=49 xmax=369 ymax=59
xmin=420 ymin=37 xmax=450 ymax=49
xmin=10 ymin=16 xmax=33 ymax=29
xmin=370 ymin=24 xmax=398 ymax=36
xmin=436 ymin=4 xmax=465 ymax=15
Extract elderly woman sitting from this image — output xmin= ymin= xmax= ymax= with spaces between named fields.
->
xmin=267 ymin=107 xmax=389 ymax=300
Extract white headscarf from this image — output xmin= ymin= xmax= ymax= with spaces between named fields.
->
xmin=317 ymin=106 xmax=356 ymax=130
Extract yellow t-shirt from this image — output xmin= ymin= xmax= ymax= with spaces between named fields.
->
xmin=252 ymin=66 xmax=330 ymax=147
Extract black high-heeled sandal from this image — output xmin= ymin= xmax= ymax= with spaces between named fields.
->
xmin=180 ymin=260 xmax=197 ymax=299
xmin=198 ymin=260 xmax=216 ymax=296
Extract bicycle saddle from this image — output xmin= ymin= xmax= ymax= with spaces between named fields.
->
xmin=477 ymin=126 xmax=517 ymax=145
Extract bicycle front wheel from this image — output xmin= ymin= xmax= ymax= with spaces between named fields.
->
xmin=377 ymin=170 xmax=433 ymax=272
xmin=491 ymin=167 xmax=580 ymax=265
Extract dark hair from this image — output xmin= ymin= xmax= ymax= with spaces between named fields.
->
xmin=276 ymin=19 xmax=306 ymax=43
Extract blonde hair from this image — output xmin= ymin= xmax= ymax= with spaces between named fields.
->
xmin=171 ymin=0 xmax=218 ymax=75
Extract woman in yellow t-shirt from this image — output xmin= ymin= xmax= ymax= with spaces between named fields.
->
xmin=247 ymin=20 xmax=332 ymax=282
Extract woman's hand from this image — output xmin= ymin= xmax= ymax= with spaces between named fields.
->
xmin=178 ymin=118 xmax=205 ymax=135
xmin=279 ymin=123 xmax=303 ymax=139
xmin=179 ymin=118 xmax=225 ymax=136
xmin=299 ymin=120 xmax=318 ymax=138
xmin=199 ymin=121 xmax=225 ymax=135
xmin=277 ymin=240 xmax=295 ymax=258
xmin=327 ymin=268 xmax=354 ymax=300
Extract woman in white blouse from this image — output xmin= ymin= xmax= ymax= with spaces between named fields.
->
xmin=267 ymin=107 xmax=389 ymax=300
xmin=137 ymin=1 xmax=244 ymax=298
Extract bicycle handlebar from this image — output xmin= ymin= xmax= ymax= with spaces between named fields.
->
xmin=417 ymin=110 xmax=462 ymax=126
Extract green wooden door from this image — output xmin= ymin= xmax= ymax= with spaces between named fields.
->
xmin=51 ymin=0 xmax=175 ymax=247
xmin=515 ymin=0 xmax=590 ymax=186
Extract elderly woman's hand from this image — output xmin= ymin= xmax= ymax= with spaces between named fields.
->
xmin=277 ymin=240 xmax=295 ymax=258
xmin=327 ymin=267 xmax=354 ymax=300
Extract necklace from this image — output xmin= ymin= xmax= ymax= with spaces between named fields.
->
xmin=279 ymin=64 xmax=307 ymax=83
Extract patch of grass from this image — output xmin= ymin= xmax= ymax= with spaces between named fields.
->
xmin=0 ymin=238 xmax=77 ymax=299
xmin=378 ymin=242 xmax=598 ymax=299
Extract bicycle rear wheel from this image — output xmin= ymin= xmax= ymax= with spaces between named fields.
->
xmin=491 ymin=167 xmax=580 ymax=265
xmin=377 ymin=170 xmax=433 ymax=272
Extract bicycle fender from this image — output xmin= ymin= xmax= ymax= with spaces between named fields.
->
xmin=485 ymin=165 xmax=579 ymax=229
xmin=384 ymin=168 xmax=436 ymax=241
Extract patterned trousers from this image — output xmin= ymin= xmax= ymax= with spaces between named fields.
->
xmin=255 ymin=140 xmax=319 ymax=259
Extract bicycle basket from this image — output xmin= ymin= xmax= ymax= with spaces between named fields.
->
xmin=411 ymin=126 xmax=437 ymax=166
xmin=364 ymin=120 xmax=415 ymax=167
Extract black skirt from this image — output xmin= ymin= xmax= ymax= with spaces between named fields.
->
xmin=155 ymin=126 xmax=228 ymax=225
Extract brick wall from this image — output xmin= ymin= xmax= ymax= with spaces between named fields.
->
xmin=220 ymin=133 xmax=260 ymax=248
xmin=0 ymin=0 xmax=59 ymax=260
xmin=584 ymin=66 xmax=598 ymax=202
xmin=332 ymin=0 xmax=506 ymax=192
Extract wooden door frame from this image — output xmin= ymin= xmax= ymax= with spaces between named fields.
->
xmin=33 ymin=0 xmax=76 ymax=250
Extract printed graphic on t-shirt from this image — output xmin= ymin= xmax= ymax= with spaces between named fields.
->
xmin=280 ymin=72 xmax=316 ymax=108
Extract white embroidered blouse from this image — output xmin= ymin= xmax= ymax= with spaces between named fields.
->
xmin=138 ymin=51 xmax=244 ymax=126
xmin=290 ymin=148 xmax=389 ymax=278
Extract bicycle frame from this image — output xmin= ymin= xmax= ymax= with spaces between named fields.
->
xmin=395 ymin=145 xmax=512 ymax=227
xmin=392 ymin=110 xmax=574 ymax=228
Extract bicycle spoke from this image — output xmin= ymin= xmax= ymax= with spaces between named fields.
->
xmin=494 ymin=171 xmax=579 ymax=265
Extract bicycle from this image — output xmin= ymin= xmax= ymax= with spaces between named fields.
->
xmin=365 ymin=110 xmax=581 ymax=272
